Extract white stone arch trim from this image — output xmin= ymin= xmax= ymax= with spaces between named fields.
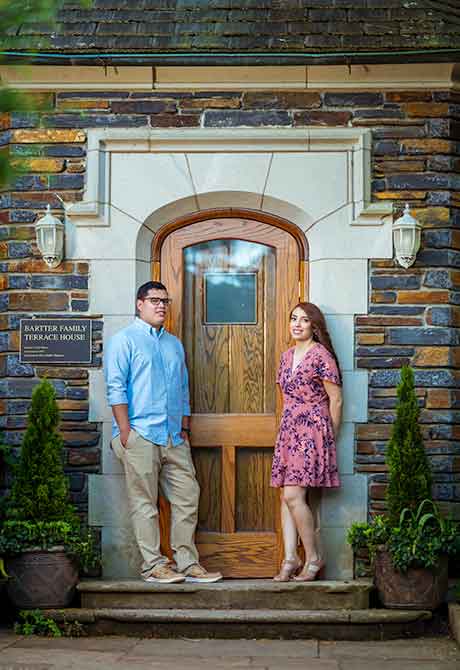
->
xmin=67 ymin=127 xmax=392 ymax=230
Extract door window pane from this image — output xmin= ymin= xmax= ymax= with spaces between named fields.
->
xmin=183 ymin=238 xmax=276 ymax=414
xmin=205 ymin=272 xmax=257 ymax=325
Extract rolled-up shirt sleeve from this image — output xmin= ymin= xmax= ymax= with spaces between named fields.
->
xmin=105 ymin=334 xmax=130 ymax=406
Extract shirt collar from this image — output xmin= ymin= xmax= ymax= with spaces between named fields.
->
xmin=135 ymin=317 xmax=164 ymax=337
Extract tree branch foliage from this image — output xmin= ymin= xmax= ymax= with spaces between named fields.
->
xmin=0 ymin=1 xmax=91 ymax=187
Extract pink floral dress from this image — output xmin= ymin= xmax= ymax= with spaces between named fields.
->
xmin=271 ymin=343 xmax=341 ymax=488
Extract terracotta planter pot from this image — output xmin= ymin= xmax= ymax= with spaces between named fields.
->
xmin=374 ymin=549 xmax=448 ymax=610
xmin=6 ymin=548 xmax=78 ymax=609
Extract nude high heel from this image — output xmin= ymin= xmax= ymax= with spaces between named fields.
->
xmin=293 ymin=557 xmax=325 ymax=582
xmin=273 ymin=557 xmax=302 ymax=582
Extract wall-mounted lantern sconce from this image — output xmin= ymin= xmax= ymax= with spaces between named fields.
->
xmin=35 ymin=197 xmax=66 ymax=269
xmin=393 ymin=203 xmax=421 ymax=269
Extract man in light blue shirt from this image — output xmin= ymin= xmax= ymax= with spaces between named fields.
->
xmin=105 ymin=281 xmax=222 ymax=584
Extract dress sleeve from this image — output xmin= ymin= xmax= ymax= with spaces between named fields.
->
xmin=315 ymin=348 xmax=341 ymax=386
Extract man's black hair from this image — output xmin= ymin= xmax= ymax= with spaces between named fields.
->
xmin=136 ymin=281 xmax=168 ymax=301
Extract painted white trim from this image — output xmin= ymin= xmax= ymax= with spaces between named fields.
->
xmin=67 ymin=127 xmax=392 ymax=228
xmin=0 ymin=62 xmax=458 ymax=91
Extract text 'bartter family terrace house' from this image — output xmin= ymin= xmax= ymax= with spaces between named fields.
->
xmin=0 ymin=0 xmax=459 ymax=582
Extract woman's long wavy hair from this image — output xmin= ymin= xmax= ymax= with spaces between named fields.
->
xmin=290 ymin=302 xmax=342 ymax=383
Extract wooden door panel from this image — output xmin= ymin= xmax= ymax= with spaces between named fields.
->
xmin=160 ymin=217 xmax=300 ymax=577
xmin=193 ymin=448 xmax=221 ymax=532
xmin=236 ymin=448 xmax=278 ymax=531
xmin=221 ymin=445 xmax=236 ymax=533
xmin=185 ymin=241 xmax=231 ymax=413
xmin=196 ymin=532 xmax=278 ymax=578
xmin=191 ymin=415 xmax=277 ymax=446
xmin=230 ymin=324 xmax=265 ymax=413
xmin=194 ymin=327 xmax=229 ymax=413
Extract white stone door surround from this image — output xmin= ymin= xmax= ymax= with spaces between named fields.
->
xmin=67 ymin=128 xmax=393 ymax=579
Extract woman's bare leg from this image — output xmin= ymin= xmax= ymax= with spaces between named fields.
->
xmin=283 ymin=485 xmax=319 ymax=563
xmin=273 ymin=489 xmax=301 ymax=580
xmin=280 ymin=491 xmax=299 ymax=560
xmin=308 ymin=487 xmax=323 ymax=559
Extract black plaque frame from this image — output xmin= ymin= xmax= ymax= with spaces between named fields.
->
xmin=20 ymin=318 xmax=92 ymax=365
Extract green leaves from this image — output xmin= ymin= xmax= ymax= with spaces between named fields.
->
xmin=14 ymin=609 xmax=62 ymax=637
xmin=7 ymin=379 xmax=76 ymax=523
xmin=347 ymin=500 xmax=460 ymax=573
xmin=0 ymin=379 xmax=99 ymax=571
xmin=0 ymin=0 xmax=92 ymax=187
xmin=349 ymin=367 xmax=459 ymax=573
xmin=386 ymin=366 xmax=433 ymax=525
xmin=0 ymin=557 xmax=9 ymax=578
xmin=0 ymin=520 xmax=99 ymax=572
xmin=347 ymin=516 xmax=391 ymax=564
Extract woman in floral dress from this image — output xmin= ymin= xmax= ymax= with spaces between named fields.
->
xmin=271 ymin=302 xmax=342 ymax=581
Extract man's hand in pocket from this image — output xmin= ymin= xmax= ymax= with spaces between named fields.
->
xmin=120 ymin=427 xmax=131 ymax=448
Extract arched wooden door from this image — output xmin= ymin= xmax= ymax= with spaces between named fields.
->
xmin=157 ymin=214 xmax=305 ymax=577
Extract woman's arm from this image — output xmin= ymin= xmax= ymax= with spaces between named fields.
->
xmin=323 ymin=380 xmax=343 ymax=439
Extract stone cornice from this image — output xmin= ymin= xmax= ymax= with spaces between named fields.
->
xmin=1 ymin=63 xmax=458 ymax=92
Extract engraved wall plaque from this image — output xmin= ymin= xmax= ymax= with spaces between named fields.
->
xmin=20 ymin=318 xmax=92 ymax=364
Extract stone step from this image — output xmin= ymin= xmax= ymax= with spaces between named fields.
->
xmin=44 ymin=607 xmax=434 ymax=640
xmin=78 ymin=578 xmax=373 ymax=611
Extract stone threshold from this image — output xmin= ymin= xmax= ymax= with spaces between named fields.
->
xmin=77 ymin=579 xmax=374 ymax=611
xmin=77 ymin=579 xmax=373 ymax=593
xmin=42 ymin=607 xmax=434 ymax=640
xmin=47 ymin=607 xmax=431 ymax=624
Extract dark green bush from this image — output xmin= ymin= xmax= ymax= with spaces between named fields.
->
xmin=386 ymin=366 xmax=432 ymax=525
xmin=348 ymin=366 xmax=460 ymax=574
xmin=7 ymin=379 xmax=76 ymax=524
xmin=0 ymin=379 xmax=98 ymax=570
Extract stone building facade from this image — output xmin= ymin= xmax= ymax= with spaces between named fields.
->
xmin=0 ymin=1 xmax=459 ymax=579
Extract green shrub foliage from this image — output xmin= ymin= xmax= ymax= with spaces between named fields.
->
xmin=14 ymin=609 xmax=62 ymax=637
xmin=386 ymin=366 xmax=433 ymax=524
xmin=8 ymin=379 xmax=76 ymax=523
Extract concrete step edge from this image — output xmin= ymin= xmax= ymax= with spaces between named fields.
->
xmin=77 ymin=579 xmax=374 ymax=594
xmin=43 ymin=608 xmax=432 ymax=625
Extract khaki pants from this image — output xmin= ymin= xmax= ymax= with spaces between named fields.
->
xmin=111 ymin=429 xmax=200 ymax=577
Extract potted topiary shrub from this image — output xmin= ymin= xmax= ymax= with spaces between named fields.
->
xmin=348 ymin=366 xmax=460 ymax=609
xmin=0 ymin=379 xmax=98 ymax=609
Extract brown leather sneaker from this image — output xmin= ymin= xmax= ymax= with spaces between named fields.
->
xmin=183 ymin=563 xmax=223 ymax=583
xmin=143 ymin=563 xmax=185 ymax=584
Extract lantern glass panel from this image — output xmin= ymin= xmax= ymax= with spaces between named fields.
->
xmin=42 ymin=228 xmax=56 ymax=254
xmin=399 ymin=229 xmax=415 ymax=256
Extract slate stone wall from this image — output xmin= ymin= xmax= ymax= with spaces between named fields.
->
xmin=1 ymin=87 xmax=459 ymax=530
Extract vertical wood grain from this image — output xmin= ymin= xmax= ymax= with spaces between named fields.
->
xmin=193 ymin=447 xmax=222 ymax=532
xmin=152 ymin=261 xmax=161 ymax=282
xmin=236 ymin=448 xmax=277 ymax=531
xmin=221 ymin=445 xmax=236 ymax=533
xmin=299 ymin=259 xmax=309 ymax=302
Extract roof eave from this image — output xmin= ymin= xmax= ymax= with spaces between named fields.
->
xmin=1 ymin=50 xmax=460 ymax=67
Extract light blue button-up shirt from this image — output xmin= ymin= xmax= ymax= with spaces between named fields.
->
xmin=104 ymin=317 xmax=191 ymax=446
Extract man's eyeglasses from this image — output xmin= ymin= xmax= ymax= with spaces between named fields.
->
xmin=143 ymin=297 xmax=172 ymax=306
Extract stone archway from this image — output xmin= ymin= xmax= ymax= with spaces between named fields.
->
xmin=71 ymin=127 xmax=391 ymax=578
